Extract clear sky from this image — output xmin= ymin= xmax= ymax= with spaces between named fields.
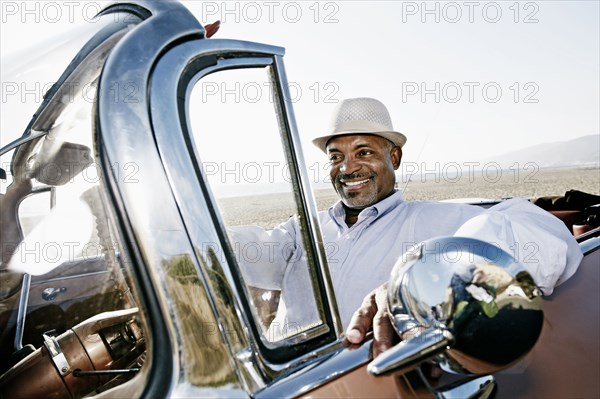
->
xmin=2 ymin=1 xmax=599 ymax=173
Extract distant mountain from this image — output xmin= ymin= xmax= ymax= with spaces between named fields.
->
xmin=484 ymin=134 xmax=600 ymax=168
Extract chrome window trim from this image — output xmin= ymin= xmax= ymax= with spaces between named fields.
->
xmin=147 ymin=37 xmax=343 ymax=390
xmin=150 ymin=52 xmax=272 ymax=394
xmin=95 ymin=1 xmax=217 ymax=397
xmin=256 ymin=339 xmax=372 ymax=398
xmin=180 ymin=56 xmax=337 ymax=350
xmin=579 ymin=228 xmax=600 ymax=255
xmin=272 ymin=54 xmax=343 ymax=337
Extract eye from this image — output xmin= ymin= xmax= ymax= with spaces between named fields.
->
xmin=358 ymin=149 xmax=373 ymax=157
xmin=328 ymin=154 xmax=342 ymax=164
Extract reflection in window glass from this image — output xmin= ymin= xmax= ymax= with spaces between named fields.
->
xmin=189 ymin=67 xmax=325 ymax=343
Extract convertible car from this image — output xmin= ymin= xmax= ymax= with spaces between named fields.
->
xmin=0 ymin=1 xmax=598 ymax=398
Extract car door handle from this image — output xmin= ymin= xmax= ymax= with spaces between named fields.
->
xmin=42 ymin=287 xmax=67 ymax=301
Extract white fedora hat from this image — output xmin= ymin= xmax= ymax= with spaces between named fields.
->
xmin=312 ymin=97 xmax=407 ymax=153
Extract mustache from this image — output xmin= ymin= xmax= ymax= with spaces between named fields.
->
xmin=335 ymin=172 xmax=376 ymax=184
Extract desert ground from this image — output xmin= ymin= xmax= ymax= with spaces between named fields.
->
xmin=216 ymin=166 xmax=600 ymax=229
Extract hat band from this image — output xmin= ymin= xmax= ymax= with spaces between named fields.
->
xmin=332 ymin=119 xmax=392 ymax=134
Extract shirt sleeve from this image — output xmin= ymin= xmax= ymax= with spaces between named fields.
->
xmin=453 ymin=198 xmax=583 ymax=295
xmin=227 ymin=217 xmax=299 ymax=290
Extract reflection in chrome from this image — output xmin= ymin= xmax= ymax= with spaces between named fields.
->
xmin=369 ymin=237 xmax=543 ymax=377
xmin=435 ymin=374 xmax=496 ymax=399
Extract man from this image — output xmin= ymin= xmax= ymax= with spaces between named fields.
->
xmin=233 ymin=97 xmax=582 ymax=343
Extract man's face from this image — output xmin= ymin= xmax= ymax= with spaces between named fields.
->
xmin=327 ymin=134 xmax=402 ymax=209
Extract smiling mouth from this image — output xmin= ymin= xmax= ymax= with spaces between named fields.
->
xmin=343 ymin=178 xmax=370 ymax=187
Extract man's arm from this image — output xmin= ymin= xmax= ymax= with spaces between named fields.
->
xmin=227 ymin=218 xmax=299 ymax=290
xmin=454 ymin=198 xmax=583 ymax=295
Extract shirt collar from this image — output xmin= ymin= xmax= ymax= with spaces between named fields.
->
xmin=328 ymin=190 xmax=404 ymax=228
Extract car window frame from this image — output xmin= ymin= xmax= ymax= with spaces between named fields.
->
xmin=148 ymin=38 xmax=343 ymax=370
xmin=186 ymin=59 xmax=336 ymax=347
xmin=93 ymin=2 xmax=207 ymax=397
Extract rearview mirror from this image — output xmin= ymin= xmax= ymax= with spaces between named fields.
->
xmin=33 ymin=139 xmax=93 ymax=186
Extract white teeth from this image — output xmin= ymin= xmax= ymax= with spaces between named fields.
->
xmin=344 ymin=179 xmax=369 ymax=187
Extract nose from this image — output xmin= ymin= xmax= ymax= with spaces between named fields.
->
xmin=339 ymin=156 xmax=361 ymax=175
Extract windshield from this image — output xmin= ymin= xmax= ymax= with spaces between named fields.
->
xmin=0 ymin=16 xmax=122 ymax=153
xmin=0 ymin=10 xmax=148 ymax=398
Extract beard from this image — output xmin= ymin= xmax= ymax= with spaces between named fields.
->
xmin=334 ymin=172 xmax=379 ymax=209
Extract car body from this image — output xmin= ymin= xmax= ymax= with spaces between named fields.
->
xmin=0 ymin=1 xmax=598 ymax=398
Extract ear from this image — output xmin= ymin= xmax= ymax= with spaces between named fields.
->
xmin=391 ymin=147 xmax=402 ymax=170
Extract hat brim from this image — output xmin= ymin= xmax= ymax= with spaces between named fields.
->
xmin=312 ymin=130 xmax=407 ymax=153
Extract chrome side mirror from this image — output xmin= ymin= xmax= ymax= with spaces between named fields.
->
xmin=369 ymin=237 xmax=543 ymax=376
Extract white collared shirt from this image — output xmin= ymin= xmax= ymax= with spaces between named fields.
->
xmin=231 ymin=191 xmax=582 ymax=334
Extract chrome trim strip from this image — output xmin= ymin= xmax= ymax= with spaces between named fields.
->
xmin=13 ymin=274 xmax=31 ymax=351
xmin=576 ymin=226 xmax=600 ymax=242
xmin=272 ymin=55 xmax=343 ymax=338
xmin=580 ymin=235 xmax=600 ymax=255
xmin=150 ymin=52 xmax=270 ymax=393
xmin=0 ymin=130 xmax=48 ymax=157
xmin=256 ymin=340 xmax=371 ymax=398
xmin=96 ymin=1 xmax=210 ymax=397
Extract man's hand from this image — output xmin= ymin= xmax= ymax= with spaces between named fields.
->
xmin=345 ymin=283 xmax=398 ymax=358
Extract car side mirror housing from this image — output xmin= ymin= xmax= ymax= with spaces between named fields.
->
xmin=369 ymin=237 xmax=544 ymax=376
